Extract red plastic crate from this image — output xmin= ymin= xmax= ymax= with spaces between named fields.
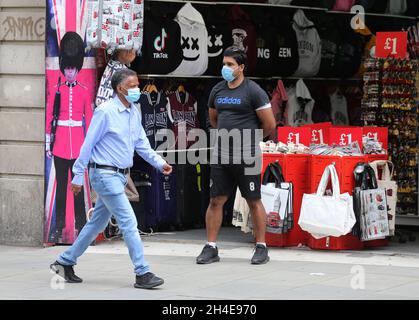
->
xmin=308 ymin=235 xmax=364 ymax=250
xmin=262 ymin=153 xmax=284 ymax=175
xmin=309 ymin=155 xmax=342 ymax=193
xmin=367 ymin=154 xmax=389 ymax=162
xmin=307 ymin=155 xmax=365 ymax=250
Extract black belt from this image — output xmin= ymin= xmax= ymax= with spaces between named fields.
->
xmin=89 ymin=163 xmax=129 ymax=175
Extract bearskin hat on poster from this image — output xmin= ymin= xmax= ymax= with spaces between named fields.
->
xmin=59 ymin=32 xmax=85 ymax=74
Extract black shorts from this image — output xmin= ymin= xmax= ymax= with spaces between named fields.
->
xmin=210 ymin=164 xmax=261 ymax=199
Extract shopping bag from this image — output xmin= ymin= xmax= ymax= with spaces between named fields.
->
xmin=233 ymin=187 xmax=252 ymax=233
xmin=261 ymin=162 xmax=293 ymax=234
xmin=369 ymin=160 xmax=397 ymax=236
xmin=299 ymin=164 xmax=356 ymax=238
xmin=353 ymin=162 xmax=390 ymax=241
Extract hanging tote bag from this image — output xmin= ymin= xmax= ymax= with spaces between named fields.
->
xmin=354 ymin=163 xmax=390 ymax=241
xmin=369 ymin=160 xmax=397 ymax=236
xmin=261 ymin=162 xmax=293 ymax=234
xmin=299 ymin=164 xmax=356 ymax=239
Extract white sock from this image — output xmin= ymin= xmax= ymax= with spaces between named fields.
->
xmin=257 ymin=242 xmax=267 ymax=247
xmin=207 ymin=242 xmax=217 ymax=248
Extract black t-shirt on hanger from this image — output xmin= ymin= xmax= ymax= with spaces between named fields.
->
xmin=255 ymin=22 xmax=280 ymax=77
xmin=334 ymin=19 xmax=363 ymax=78
xmin=272 ymin=17 xmax=299 ymax=77
xmin=316 ymin=16 xmax=340 ymax=77
xmin=204 ymin=8 xmax=233 ymax=76
xmin=133 ymin=14 xmax=183 ymax=75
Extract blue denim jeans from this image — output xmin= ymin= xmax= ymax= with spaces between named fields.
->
xmin=57 ymin=168 xmax=150 ymax=276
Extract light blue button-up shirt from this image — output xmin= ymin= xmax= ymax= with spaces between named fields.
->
xmin=72 ymin=96 xmax=166 ymax=186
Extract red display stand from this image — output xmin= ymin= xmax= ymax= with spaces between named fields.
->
xmin=262 ymin=152 xmax=389 ymax=250
xmin=307 ymin=155 xmax=366 ymax=250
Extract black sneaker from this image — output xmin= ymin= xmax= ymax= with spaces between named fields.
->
xmin=134 ymin=272 xmax=164 ymax=289
xmin=50 ymin=261 xmax=83 ymax=283
xmin=196 ymin=244 xmax=220 ymax=264
xmin=251 ymin=244 xmax=270 ymax=265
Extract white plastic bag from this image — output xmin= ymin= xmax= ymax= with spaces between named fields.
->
xmin=299 ymin=164 xmax=356 ymax=239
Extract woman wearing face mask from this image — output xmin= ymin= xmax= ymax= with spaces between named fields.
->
xmin=196 ymin=46 xmax=276 ymax=265
xmin=45 ymin=32 xmax=93 ymax=243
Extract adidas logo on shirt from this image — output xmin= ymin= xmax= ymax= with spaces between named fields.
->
xmin=216 ymin=97 xmax=242 ymax=105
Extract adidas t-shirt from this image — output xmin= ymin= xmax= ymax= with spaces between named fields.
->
xmin=208 ymin=78 xmax=271 ymax=162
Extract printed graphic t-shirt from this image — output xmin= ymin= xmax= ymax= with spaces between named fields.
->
xmin=95 ymin=59 xmax=126 ymax=108
xmin=208 ymin=78 xmax=271 ymax=163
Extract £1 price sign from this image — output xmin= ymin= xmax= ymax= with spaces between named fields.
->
xmin=375 ymin=32 xmax=408 ymax=59
xmin=329 ymin=127 xmax=363 ymax=148
xmin=362 ymin=127 xmax=388 ymax=150
xmin=277 ymin=127 xmax=311 ymax=146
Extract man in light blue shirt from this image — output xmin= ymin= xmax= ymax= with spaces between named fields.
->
xmin=50 ymin=69 xmax=172 ymax=289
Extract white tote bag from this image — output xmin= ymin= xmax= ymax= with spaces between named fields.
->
xmin=299 ymin=165 xmax=356 ymax=239
xmin=369 ymin=160 xmax=397 ymax=236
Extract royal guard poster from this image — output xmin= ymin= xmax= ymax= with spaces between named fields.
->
xmin=45 ymin=0 xmax=96 ymax=244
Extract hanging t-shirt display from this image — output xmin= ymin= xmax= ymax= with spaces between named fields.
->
xmin=204 ymin=9 xmax=233 ymax=76
xmin=255 ymin=23 xmax=279 ymax=77
xmin=330 ymin=90 xmax=349 ymax=125
xmin=334 ymin=20 xmax=363 ymax=78
xmin=285 ymin=79 xmax=314 ymax=127
xmin=138 ymin=91 xmax=173 ymax=150
xmin=167 ymin=91 xmax=200 ymax=149
xmin=171 ymin=3 xmax=208 ymax=76
xmin=95 ymin=59 xmax=126 ymax=108
xmin=273 ymin=17 xmax=300 ymax=77
xmin=134 ymin=14 xmax=182 ymax=74
xmin=269 ymin=80 xmax=289 ymax=141
xmin=230 ymin=5 xmax=257 ymax=75
xmin=292 ymin=10 xmax=322 ymax=77
xmin=316 ymin=16 xmax=340 ymax=77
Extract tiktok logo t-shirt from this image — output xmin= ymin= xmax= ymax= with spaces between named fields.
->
xmin=133 ymin=15 xmax=182 ymax=74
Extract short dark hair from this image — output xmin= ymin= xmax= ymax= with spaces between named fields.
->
xmin=223 ymin=46 xmax=247 ymax=67
xmin=111 ymin=69 xmax=137 ymax=92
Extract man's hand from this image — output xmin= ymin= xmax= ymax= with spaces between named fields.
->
xmin=162 ymin=163 xmax=173 ymax=176
xmin=71 ymin=184 xmax=82 ymax=196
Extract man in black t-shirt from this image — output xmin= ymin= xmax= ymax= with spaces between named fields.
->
xmin=196 ymin=47 xmax=276 ymax=265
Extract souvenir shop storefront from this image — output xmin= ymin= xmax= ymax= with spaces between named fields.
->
xmin=44 ymin=0 xmax=419 ymax=250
